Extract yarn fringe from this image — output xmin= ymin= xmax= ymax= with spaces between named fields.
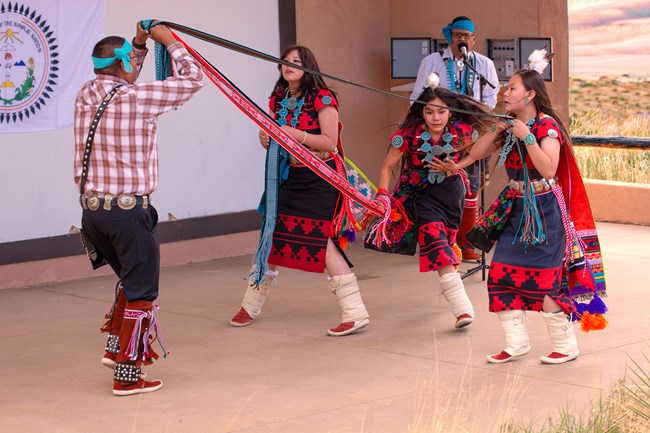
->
xmin=249 ymin=138 xmax=281 ymax=286
xmin=579 ymin=312 xmax=608 ymax=332
xmin=571 ymin=293 xmax=609 ymax=331
xmin=514 ymin=169 xmax=546 ymax=247
xmin=452 ymin=243 xmax=462 ymax=271
xmin=364 ymin=195 xmax=408 ymax=248
xmin=100 ymin=280 xmax=122 ymax=333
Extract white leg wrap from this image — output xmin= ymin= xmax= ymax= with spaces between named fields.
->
xmin=497 ymin=310 xmax=531 ymax=356
xmin=241 ymin=270 xmax=278 ymax=319
xmin=439 ymin=273 xmax=474 ymax=318
xmin=541 ymin=311 xmax=579 ymax=357
xmin=329 ymin=273 xmax=369 ymax=323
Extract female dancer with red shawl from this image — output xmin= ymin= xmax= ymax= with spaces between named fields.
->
xmin=469 ymin=64 xmax=607 ymax=364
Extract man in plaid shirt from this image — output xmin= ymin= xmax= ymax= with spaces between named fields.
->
xmin=74 ymin=22 xmax=203 ymax=396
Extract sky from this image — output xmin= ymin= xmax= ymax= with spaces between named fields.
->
xmin=568 ymin=0 xmax=617 ymax=11
xmin=567 ymin=0 xmax=650 ymax=76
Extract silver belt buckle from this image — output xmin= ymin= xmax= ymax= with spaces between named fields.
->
xmin=142 ymin=195 xmax=149 ymax=209
xmin=117 ymin=194 xmax=136 ymax=210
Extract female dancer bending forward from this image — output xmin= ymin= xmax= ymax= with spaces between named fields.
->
xmin=369 ymin=79 xmax=491 ymax=329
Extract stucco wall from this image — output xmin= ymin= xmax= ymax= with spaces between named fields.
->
xmin=295 ymin=0 xmax=570 ymax=194
xmin=295 ymin=0 xmax=393 ymax=181
xmin=584 ymin=180 xmax=650 ymax=226
xmin=0 ymin=0 xmax=280 ymax=244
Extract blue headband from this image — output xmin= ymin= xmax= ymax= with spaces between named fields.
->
xmin=91 ymin=40 xmax=133 ymax=73
xmin=442 ymin=19 xmax=475 ymax=44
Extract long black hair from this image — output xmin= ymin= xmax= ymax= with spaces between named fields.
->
xmin=512 ymin=69 xmax=571 ymax=146
xmin=271 ymin=45 xmax=335 ymax=98
xmin=400 ymin=86 xmax=492 ymax=140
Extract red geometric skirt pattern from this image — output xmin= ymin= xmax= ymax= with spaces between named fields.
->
xmin=488 ymin=261 xmax=574 ymax=313
xmin=269 ymin=213 xmax=331 ymax=273
xmin=418 ymin=221 xmax=459 ymax=272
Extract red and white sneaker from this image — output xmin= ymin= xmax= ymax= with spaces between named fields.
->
xmin=113 ymin=379 xmax=162 ymax=396
xmin=455 ymin=313 xmax=474 ymax=328
xmin=327 ymin=318 xmax=369 ymax=336
xmin=540 ymin=350 xmax=579 ymax=364
xmin=229 ymin=307 xmax=254 ymax=327
xmin=486 ymin=346 xmax=531 ymax=364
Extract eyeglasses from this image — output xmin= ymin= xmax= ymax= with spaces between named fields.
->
xmin=451 ymin=32 xmax=474 ymax=39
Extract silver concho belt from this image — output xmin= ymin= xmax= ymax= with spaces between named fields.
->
xmin=80 ymin=194 xmax=150 ymax=211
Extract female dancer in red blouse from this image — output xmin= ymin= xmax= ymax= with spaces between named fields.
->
xmin=470 ymin=68 xmax=606 ymax=364
xmin=370 ymin=80 xmax=491 ymax=329
xmin=230 ymin=45 xmax=369 ymax=336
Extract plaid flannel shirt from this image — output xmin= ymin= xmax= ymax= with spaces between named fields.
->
xmin=74 ymin=41 xmax=204 ymax=197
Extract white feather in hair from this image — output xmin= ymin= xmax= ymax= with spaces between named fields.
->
xmin=424 ymin=72 xmax=440 ymax=89
xmin=527 ymin=47 xmax=554 ymax=74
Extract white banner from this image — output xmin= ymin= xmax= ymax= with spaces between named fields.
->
xmin=0 ymin=0 xmax=104 ymax=133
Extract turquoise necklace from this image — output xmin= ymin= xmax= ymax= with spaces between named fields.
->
xmin=444 ymin=54 xmax=476 ymax=96
xmin=497 ymin=117 xmax=536 ymax=166
xmin=418 ymin=126 xmax=455 ymax=184
xmin=277 ymin=89 xmax=304 ymax=127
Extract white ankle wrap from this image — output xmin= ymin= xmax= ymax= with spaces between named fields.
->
xmin=497 ymin=310 xmax=531 ymax=356
xmin=542 ymin=311 xmax=578 ymax=355
xmin=242 ymin=270 xmax=278 ymax=318
xmin=439 ymin=272 xmax=474 ymax=318
xmin=329 ymin=273 xmax=369 ymax=323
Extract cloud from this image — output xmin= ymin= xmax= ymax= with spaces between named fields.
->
xmin=570 ymin=0 xmax=650 ymax=28
xmin=570 ymin=1 xmax=650 ymax=75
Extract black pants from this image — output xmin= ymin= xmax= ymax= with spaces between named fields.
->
xmin=81 ymin=205 xmax=160 ymax=301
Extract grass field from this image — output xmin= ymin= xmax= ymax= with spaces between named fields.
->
xmin=568 ymin=76 xmax=650 ymax=183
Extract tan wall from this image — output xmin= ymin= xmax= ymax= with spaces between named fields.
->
xmin=389 ymin=0 xmax=569 ymax=122
xmin=0 ymin=231 xmax=259 ymax=290
xmin=295 ymin=0 xmax=570 ymax=189
xmin=296 ymin=0 xmax=393 ymax=181
xmin=584 ymin=180 xmax=650 ymax=226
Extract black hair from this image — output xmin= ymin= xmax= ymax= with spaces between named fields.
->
xmin=92 ymin=36 xmax=126 ymax=75
xmin=451 ymin=16 xmax=472 ymax=24
xmin=512 ymin=69 xmax=572 ymax=146
xmin=271 ymin=45 xmax=335 ymax=98
xmin=399 ymin=86 xmax=492 ymax=138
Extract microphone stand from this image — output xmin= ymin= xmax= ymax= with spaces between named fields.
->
xmin=460 ymin=53 xmax=494 ymax=281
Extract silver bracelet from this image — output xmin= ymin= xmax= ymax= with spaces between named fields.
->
xmin=523 ymin=133 xmax=536 ymax=146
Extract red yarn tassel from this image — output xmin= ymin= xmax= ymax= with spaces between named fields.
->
xmin=452 ymin=244 xmax=462 ymax=270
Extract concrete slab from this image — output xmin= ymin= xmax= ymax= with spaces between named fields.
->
xmin=0 ymin=222 xmax=648 ymax=433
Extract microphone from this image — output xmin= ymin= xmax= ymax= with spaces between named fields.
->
xmin=458 ymin=42 xmax=469 ymax=61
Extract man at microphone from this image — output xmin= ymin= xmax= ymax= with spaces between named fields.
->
xmin=411 ymin=16 xmax=499 ymax=262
